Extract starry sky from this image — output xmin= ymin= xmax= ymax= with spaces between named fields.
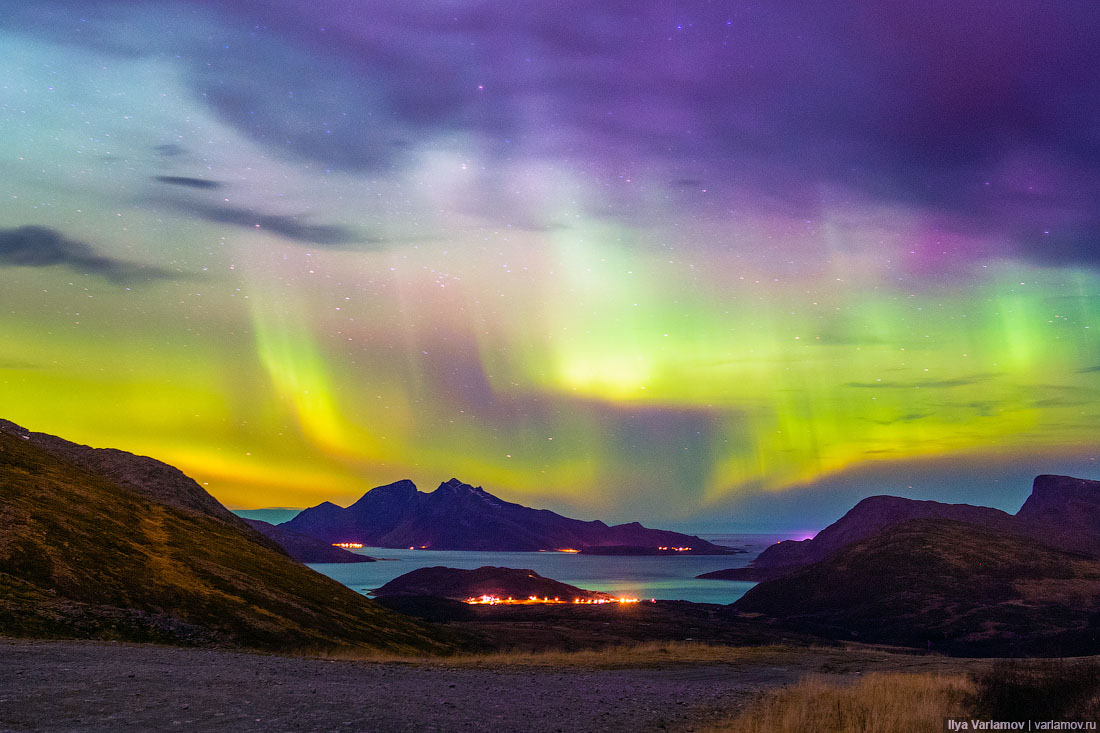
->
xmin=3 ymin=1 xmax=1100 ymax=529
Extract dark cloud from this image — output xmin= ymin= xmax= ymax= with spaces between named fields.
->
xmin=1032 ymin=398 xmax=1076 ymax=408
xmin=153 ymin=176 xmax=223 ymax=190
xmin=175 ymin=203 xmax=362 ymax=246
xmin=846 ymin=376 xmax=991 ymax=389
xmin=153 ymin=143 xmax=187 ymax=157
xmin=0 ymin=226 xmax=173 ymax=283
xmin=0 ymin=360 xmax=41 ymax=370
xmin=957 ymin=401 xmax=1001 ymax=418
xmin=241 ymin=1 xmax=1100 ymax=269
xmin=15 ymin=2 xmax=1100 ymax=268
xmin=870 ymin=413 xmax=931 ymax=425
xmin=1078 ymin=366 xmax=1100 ymax=374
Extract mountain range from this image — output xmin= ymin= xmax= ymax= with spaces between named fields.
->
xmin=280 ymin=477 xmax=732 ymax=553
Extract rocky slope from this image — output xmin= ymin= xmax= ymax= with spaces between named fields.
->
xmin=283 ymin=477 xmax=732 ymax=553
xmin=0 ymin=420 xmax=454 ymax=652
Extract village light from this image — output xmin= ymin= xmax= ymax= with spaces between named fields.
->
xmin=464 ymin=596 xmax=641 ymax=606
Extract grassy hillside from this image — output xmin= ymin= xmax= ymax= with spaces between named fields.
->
xmin=0 ymin=428 xmax=457 ymax=653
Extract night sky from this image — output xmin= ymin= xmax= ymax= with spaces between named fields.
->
xmin=3 ymin=1 xmax=1100 ymax=529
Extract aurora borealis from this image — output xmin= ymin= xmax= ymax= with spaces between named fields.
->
xmin=3 ymin=2 xmax=1100 ymax=527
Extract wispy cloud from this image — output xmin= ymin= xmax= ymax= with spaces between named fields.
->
xmin=153 ymin=176 xmax=223 ymax=190
xmin=172 ymin=203 xmax=364 ymax=246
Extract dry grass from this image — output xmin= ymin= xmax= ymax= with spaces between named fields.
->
xmin=968 ymin=659 xmax=1100 ymax=721
xmin=309 ymin=640 xmax=991 ymax=674
xmin=313 ymin=641 xmax=807 ymax=668
xmin=707 ymin=672 xmax=973 ymax=733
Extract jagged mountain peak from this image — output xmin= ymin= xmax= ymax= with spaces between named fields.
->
xmin=434 ymin=478 xmax=484 ymax=493
xmin=376 ymin=478 xmax=419 ymax=493
xmin=347 ymin=479 xmax=420 ymax=513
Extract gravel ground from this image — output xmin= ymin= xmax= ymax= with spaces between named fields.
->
xmin=0 ymin=639 xmax=982 ymax=732
xmin=0 ymin=639 xmax=813 ymax=732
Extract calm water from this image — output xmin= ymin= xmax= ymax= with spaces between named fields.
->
xmin=309 ymin=533 xmax=801 ymax=604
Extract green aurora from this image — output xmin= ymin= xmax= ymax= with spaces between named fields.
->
xmin=3 ymin=3 xmax=1100 ymax=526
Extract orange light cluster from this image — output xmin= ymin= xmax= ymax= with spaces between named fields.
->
xmin=464 ymin=595 xmax=642 ymax=605
xmin=554 ymin=548 xmax=580 ymax=553
xmin=332 ymin=542 xmax=364 ymax=549
xmin=656 ymin=546 xmax=692 ymax=552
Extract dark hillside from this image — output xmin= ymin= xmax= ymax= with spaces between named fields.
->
xmin=733 ymin=518 xmax=1100 ymax=656
xmin=0 ymin=423 xmax=456 ymax=653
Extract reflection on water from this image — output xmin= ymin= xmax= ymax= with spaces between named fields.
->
xmin=310 ymin=532 xmax=802 ymax=604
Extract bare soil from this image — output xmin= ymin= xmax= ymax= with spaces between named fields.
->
xmin=0 ymin=638 xmax=986 ymax=732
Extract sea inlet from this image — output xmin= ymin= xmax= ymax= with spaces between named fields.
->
xmin=311 ymin=533 xmax=800 ymax=604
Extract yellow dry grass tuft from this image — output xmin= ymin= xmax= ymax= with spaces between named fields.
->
xmin=708 ymin=671 xmax=973 ymax=733
xmin=314 ymin=641 xmax=804 ymax=669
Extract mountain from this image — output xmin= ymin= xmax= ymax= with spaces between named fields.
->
xmin=0 ymin=419 xmax=250 ymax=529
xmin=1016 ymin=474 xmax=1100 ymax=554
xmin=702 ymin=496 xmax=1016 ymax=581
xmin=282 ymin=477 xmax=732 ymax=553
xmin=241 ymin=518 xmax=376 ymax=564
xmin=374 ymin=566 xmax=614 ymax=602
xmin=732 ymin=518 xmax=1100 ymax=656
xmin=705 ymin=474 xmax=1100 ymax=582
xmin=0 ymin=420 xmax=455 ymax=652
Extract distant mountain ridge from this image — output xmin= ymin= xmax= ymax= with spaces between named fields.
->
xmin=282 ymin=477 xmax=732 ymax=553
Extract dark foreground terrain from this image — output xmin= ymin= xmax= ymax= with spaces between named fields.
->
xmin=0 ymin=420 xmax=452 ymax=653
xmin=452 ymin=600 xmax=825 ymax=651
xmin=0 ymin=638 xmax=987 ymax=733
